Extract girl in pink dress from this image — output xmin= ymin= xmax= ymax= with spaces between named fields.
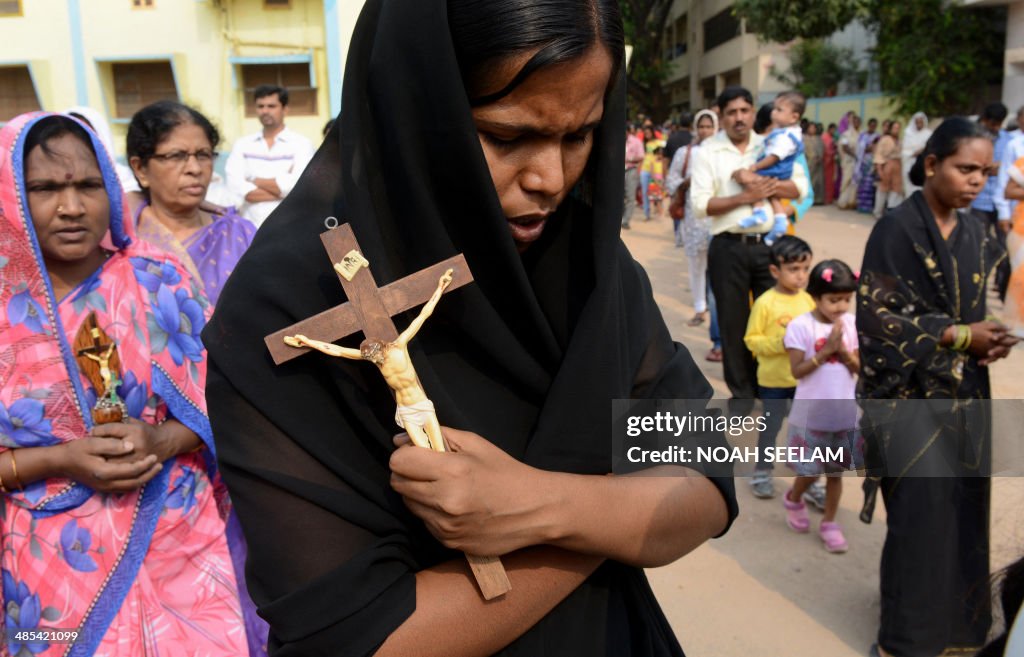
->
xmin=781 ymin=259 xmax=862 ymax=554
xmin=0 ymin=113 xmax=247 ymax=656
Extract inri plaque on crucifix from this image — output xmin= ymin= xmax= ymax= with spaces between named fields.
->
xmin=266 ymin=223 xmax=511 ymax=600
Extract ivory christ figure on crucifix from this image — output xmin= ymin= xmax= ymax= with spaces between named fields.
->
xmin=284 ymin=269 xmax=454 ymax=452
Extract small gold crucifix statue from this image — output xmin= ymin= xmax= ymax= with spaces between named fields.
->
xmin=266 ymin=223 xmax=511 ymax=600
xmin=73 ymin=313 xmax=127 ymax=424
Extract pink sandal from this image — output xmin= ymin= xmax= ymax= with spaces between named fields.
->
xmin=819 ymin=521 xmax=849 ymax=553
xmin=783 ymin=490 xmax=809 ymax=533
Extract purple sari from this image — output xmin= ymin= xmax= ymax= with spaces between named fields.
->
xmin=135 ymin=203 xmax=256 ymax=305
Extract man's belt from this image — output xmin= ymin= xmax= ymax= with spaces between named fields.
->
xmin=716 ymin=231 xmax=768 ymax=245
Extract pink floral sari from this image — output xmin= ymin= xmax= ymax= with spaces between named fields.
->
xmin=0 ymin=113 xmax=246 ymax=656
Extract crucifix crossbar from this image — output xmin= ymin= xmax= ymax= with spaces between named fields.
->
xmin=265 ymin=223 xmax=511 ymax=600
xmin=265 ymin=225 xmax=473 ymax=365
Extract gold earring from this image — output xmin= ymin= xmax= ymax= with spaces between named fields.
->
xmin=926 ymin=171 xmax=935 ymax=178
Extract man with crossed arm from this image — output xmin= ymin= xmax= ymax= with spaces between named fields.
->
xmin=226 ymin=84 xmax=315 ymax=227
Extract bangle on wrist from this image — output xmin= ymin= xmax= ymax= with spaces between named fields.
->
xmin=811 ymin=354 xmax=821 ymax=367
xmin=9 ymin=450 xmax=23 ymax=491
xmin=951 ymin=324 xmax=972 ymax=352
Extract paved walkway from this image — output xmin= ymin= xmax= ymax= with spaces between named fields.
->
xmin=621 ymin=204 xmax=1024 ymax=657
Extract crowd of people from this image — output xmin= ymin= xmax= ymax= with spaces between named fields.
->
xmin=1 ymin=0 xmax=1024 ymax=655
xmin=633 ymin=85 xmax=1024 ymax=656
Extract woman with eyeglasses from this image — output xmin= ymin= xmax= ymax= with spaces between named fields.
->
xmin=127 ymin=101 xmax=256 ymax=306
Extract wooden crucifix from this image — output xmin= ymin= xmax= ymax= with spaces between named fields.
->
xmin=266 ymin=223 xmax=512 ymax=600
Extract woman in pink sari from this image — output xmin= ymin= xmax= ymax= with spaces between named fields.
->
xmin=0 ymin=113 xmax=246 ymax=656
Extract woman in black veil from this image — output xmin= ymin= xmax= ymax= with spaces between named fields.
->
xmin=202 ymin=1 xmax=737 ymax=655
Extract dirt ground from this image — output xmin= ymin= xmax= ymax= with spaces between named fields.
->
xmin=621 ymin=204 xmax=1024 ymax=657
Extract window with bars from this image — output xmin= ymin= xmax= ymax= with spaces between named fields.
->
xmin=673 ymin=14 xmax=688 ymax=58
xmin=132 ymin=0 xmax=154 ymax=7
xmin=703 ymin=8 xmax=741 ymax=53
xmin=0 ymin=66 xmax=41 ymax=121
xmin=241 ymin=63 xmax=317 ymax=116
xmin=0 ymin=1 xmax=23 ymax=17
xmin=112 ymin=61 xmax=178 ymax=119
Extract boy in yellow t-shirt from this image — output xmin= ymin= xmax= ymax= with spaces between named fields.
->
xmin=744 ymin=236 xmax=815 ymax=499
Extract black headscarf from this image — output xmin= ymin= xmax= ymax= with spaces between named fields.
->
xmin=203 ymin=1 xmax=736 ymax=654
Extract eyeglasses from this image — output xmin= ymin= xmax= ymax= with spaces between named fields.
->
xmin=149 ymin=150 xmax=218 ymax=166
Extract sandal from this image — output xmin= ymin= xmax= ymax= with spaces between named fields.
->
xmin=819 ymin=521 xmax=849 ymax=553
xmin=687 ymin=312 xmax=707 ymax=327
xmin=783 ymin=490 xmax=810 ymax=533
xmin=705 ymin=348 xmax=723 ymax=362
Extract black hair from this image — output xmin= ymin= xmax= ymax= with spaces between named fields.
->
xmin=807 ymin=259 xmax=857 ymax=297
xmin=126 ymin=101 xmax=220 ymax=197
xmin=977 ymin=556 xmax=1024 ymax=657
xmin=678 ymin=111 xmax=693 ymax=129
xmin=827 ymin=123 xmax=836 ymax=131
xmin=23 ymin=115 xmax=98 ymax=177
xmin=126 ymin=100 xmax=220 ymax=166
xmin=769 ymin=235 xmax=812 ymax=267
xmin=66 ymin=112 xmax=95 ymax=131
xmin=981 ymin=101 xmax=1008 ymax=123
xmin=447 ymin=0 xmax=625 ymax=107
xmin=695 ymin=113 xmax=715 ymax=128
xmin=254 ymin=84 xmax=288 ymax=106
xmin=754 ymin=102 xmax=773 ymax=135
xmin=909 ymin=116 xmax=990 ymax=187
xmin=867 ymin=117 xmax=878 ymax=126
xmin=778 ymin=91 xmax=806 ymax=117
xmin=716 ymin=86 xmax=753 ymax=112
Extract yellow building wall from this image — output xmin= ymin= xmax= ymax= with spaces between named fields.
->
xmin=337 ymin=0 xmax=365 ymax=73
xmin=223 ymin=0 xmax=330 ymax=145
xmin=0 ymin=0 xmax=75 ymax=112
xmin=82 ymin=0 xmax=228 ymax=154
xmin=805 ymin=95 xmax=901 ymax=128
xmin=0 ymin=0 xmax=342 ymax=161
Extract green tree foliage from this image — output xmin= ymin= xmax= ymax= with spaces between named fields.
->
xmin=619 ymin=0 xmax=675 ymax=119
xmin=865 ymin=0 xmax=1005 ymax=117
xmin=771 ymin=39 xmax=865 ymax=98
xmin=733 ymin=0 xmax=871 ymax=43
xmin=733 ymin=0 xmax=1006 ymax=117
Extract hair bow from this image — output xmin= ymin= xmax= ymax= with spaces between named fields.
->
xmin=822 ymin=268 xmax=834 ymax=283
